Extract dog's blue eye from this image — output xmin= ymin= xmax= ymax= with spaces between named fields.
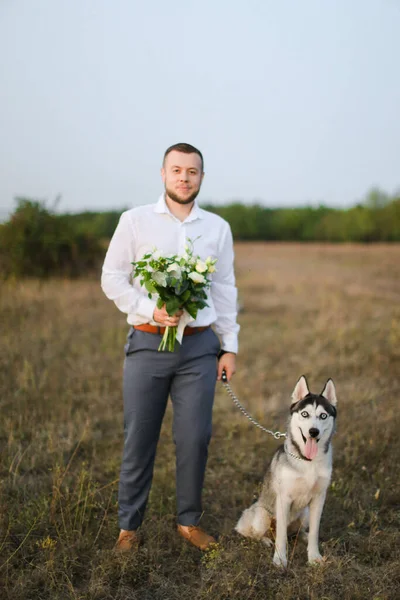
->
xmin=320 ymin=413 xmax=327 ymax=420
xmin=301 ymin=411 xmax=309 ymax=418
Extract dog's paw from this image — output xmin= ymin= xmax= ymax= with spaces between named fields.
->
xmin=261 ymin=536 xmax=274 ymax=548
xmin=272 ymin=552 xmax=287 ymax=569
xmin=307 ymin=552 xmax=325 ymax=565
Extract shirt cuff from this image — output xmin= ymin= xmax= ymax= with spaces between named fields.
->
xmin=136 ymin=296 xmax=157 ymax=321
xmin=220 ymin=333 xmax=238 ymax=354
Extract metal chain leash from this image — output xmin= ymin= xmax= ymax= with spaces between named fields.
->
xmin=221 ymin=371 xmax=286 ymax=440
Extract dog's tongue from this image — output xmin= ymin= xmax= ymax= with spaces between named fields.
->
xmin=305 ymin=438 xmax=318 ymax=460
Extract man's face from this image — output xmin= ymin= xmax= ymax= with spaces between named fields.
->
xmin=161 ymin=151 xmax=204 ymax=205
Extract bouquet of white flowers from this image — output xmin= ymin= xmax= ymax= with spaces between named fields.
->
xmin=131 ymin=239 xmax=217 ymax=351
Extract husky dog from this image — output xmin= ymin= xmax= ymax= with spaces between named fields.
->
xmin=235 ymin=376 xmax=337 ymax=568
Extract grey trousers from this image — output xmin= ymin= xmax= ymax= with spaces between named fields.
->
xmin=118 ymin=326 xmax=220 ymax=531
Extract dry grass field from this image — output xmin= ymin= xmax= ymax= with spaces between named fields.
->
xmin=1 ymin=242 xmax=400 ymax=600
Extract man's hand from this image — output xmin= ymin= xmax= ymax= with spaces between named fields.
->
xmin=153 ymin=304 xmax=183 ymax=327
xmin=217 ymin=352 xmax=236 ymax=382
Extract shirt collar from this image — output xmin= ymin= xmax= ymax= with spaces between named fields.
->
xmin=153 ymin=193 xmax=204 ymax=222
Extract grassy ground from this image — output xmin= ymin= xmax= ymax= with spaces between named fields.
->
xmin=1 ymin=242 xmax=399 ymax=600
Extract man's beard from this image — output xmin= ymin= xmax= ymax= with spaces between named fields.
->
xmin=165 ymin=185 xmax=200 ymax=205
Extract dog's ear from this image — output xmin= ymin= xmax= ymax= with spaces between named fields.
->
xmin=291 ymin=375 xmax=310 ymax=405
xmin=321 ymin=379 xmax=337 ymax=406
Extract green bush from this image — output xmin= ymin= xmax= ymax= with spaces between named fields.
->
xmin=61 ymin=210 xmax=124 ymax=240
xmin=205 ymin=193 xmax=400 ymax=242
xmin=0 ymin=198 xmax=104 ymax=278
xmin=1 ymin=189 xmax=399 ymax=280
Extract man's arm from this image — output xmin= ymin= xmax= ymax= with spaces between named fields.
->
xmin=211 ymin=222 xmax=240 ymax=381
xmin=101 ymin=211 xmax=157 ymax=320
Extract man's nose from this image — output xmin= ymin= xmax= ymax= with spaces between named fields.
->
xmin=179 ymin=171 xmax=189 ymax=181
xmin=309 ymin=428 xmax=319 ymax=438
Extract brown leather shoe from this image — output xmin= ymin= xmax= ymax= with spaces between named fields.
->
xmin=114 ymin=529 xmax=139 ymax=553
xmin=177 ymin=525 xmax=216 ymax=550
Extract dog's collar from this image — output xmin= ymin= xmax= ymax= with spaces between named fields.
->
xmin=284 ymin=440 xmax=308 ymax=462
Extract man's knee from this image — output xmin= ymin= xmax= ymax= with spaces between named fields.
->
xmin=174 ymin=426 xmax=212 ymax=451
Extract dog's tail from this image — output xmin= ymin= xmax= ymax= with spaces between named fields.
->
xmin=235 ymin=503 xmax=271 ymax=539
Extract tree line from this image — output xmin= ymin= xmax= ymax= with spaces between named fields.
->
xmin=0 ymin=188 xmax=399 ymax=277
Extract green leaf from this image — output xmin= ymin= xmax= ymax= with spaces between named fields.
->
xmin=174 ymin=280 xmax=189 ymax=295
xmin=196 ymin=299 xmax=209 ymax=309
xmin=158 ymin=290 xmax=168 ymax=303
xmin=145 ymin=280 xmax=157 ymax=294
xmin=180 ymin=289 xmax=191 ymax=303
xmin=166 ymin=296 xmax=181 ymax=315
xmin=184 ymin=302 xmax=198 ymax=319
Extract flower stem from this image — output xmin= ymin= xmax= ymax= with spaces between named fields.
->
xmin=158 ymin=325 xmax=178 ymax=352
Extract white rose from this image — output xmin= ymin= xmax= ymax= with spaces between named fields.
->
xmin=208 ymin=265 xmax=216 ymax=273
xmin=152 ymin=271 xmax=167 ymax=287
xmin=167 ymin=262 xmax=180 ymax=272
xmin=188 ymin=271 xmax=206 ymax=284
xmin=167 ymin=263 xmax=182 ymax=279
xmin=195 ymin=260 xmax=207 ymax=273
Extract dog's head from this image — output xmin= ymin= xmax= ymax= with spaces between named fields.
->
xmin=288 ymin=376 xmax=337 ymax=461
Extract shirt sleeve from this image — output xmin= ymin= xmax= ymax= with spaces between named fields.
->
xmin=101 ymin=211 xmax=157 ymax=321
xmin=210 ymin=221 xmax=240 ymax=353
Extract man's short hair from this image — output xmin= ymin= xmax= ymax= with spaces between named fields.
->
xmin=163 ymin=143 xmax=204 ymax=171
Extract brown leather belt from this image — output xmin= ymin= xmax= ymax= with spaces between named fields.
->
xmin=134 ymin=324 xmax=209 ymax=336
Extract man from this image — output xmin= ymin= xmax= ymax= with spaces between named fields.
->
xmin=101 ymin=142 xmax=239 ymax=552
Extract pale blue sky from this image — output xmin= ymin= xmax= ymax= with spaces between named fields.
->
xmin=1 ymin=0 xmax=399 ymax=218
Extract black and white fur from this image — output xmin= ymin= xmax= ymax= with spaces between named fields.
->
xmin=235 ymin=376 xmax=337 ymax=568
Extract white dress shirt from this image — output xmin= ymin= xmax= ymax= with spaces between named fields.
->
xmin=101 ymin=194 xmax=240 ymax=353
